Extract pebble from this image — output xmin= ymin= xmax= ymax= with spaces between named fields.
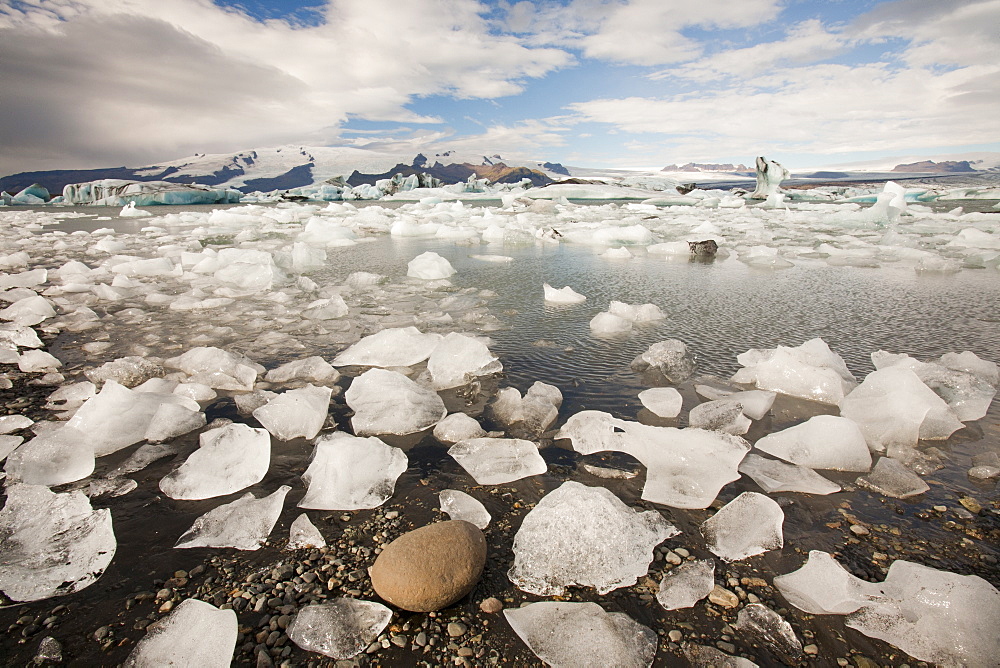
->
xmin=849 ymin=524 xmax=869 ymax=536
xmin=447 ymin=622 xmax=467 ymax=637
xmin=479 ymin=598 xmax=503 ymax=614
xmin=665 ymin=551 xmax=683 ymax=565
xmin=708 ymin=585 xmax=740 ymax=609
xmin=668 ymin=630 xmax=683 ymax=642
xmin=933 ymin=505 xmax=947 ymax=512
xmin=804 ymin=644 xmax=819 ymax=655
xmin=674 ymin=547 xmax=690 ymax=558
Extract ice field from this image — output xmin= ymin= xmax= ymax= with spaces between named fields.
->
xmin=0 ymin=188 xmax=998 ymax=666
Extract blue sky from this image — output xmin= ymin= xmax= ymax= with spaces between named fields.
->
xmin=1 ymin=0 xmax=998 ymax=174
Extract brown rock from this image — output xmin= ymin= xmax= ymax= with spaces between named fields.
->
xmin=369 ymin=520 xmax=486 ymax=612
xmin=708 ymin=585 xmax=739 ymax=609
xmin=479 ymin=597 xmax=503 ymax=614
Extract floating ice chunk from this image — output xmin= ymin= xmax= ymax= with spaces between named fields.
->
xmin=448 ymin=437 xmax=547 ymax=485
xmin=872 ymin=350 xmax=996 ymax=421
xmin=732 ymin=338 xmax=856 ymax=404
xmin=175 ymin=485 xmax=290 ymax=550
xmin=490 ymin=381 xmax=562 ymax=438
xmin=589 ymin=311 xmax=632 ymax=334
xmin=426 ymin=332 xmax=502 ymax=389
xmin=848 ymin=560 xmax=1000 ymax=667
xmin=143 ymin=401 xmax=206 ymax=443
xmin=631 ymin=340 xmax=696 ymax=383
xmin=695 ymin=386 xmax=776 ymax=420
xmin=119 ymin=201 xmax=152 ymax=218
xmin=302 ymin=296 xmax=349 ymax=320
xmin=508 ymin=481 xmax=678 ymax=596
xmin=173 ymin=382 xmax=216 ymax=402
xmin=0 ymin=323 xmax=43 ymax=349
xmin=159 ymin=423 xmax=271 ymax=500
xmin=298 ymin=432 xmax=407 ymax=510
xmin=344 ymin=271 xmax=385 ymax=290
xmin=603 ymin=246 xmax=634 ymax=259
xmin=638 ymin=387 xmax=683 ymax=418
xmin=110 ymin=442 xmax=183 ymax=477
xmin=17 ymin=349 xmax=62 ymax=372
xmin=407 ymin=251 xmax=456 ymax=279
xmin=754 ymin=415 xmax=871 ymax=472
xmin=556 ymin=411 xmax=750 ymax=509
xmin=3 ymin=425 xmax=94 ymax=486
xmin=213 ymin=248 xmax=283 ymax=293
xmin=264 ymin=356 xmax=339 ymax=385
xmin=0 ymin=268 xmax=47 ymax=289
xmin=287 ymin=600 xmax=392 ymax=660
xmin=346 ymin=368 xmax=446 ymax=436
xmin=939 ymin=350 xmax=999 ymax=387
xmin=608 ymin=301 xmax=664 ymax=322
xmin=286 ymin=513 xmax=327 ymax=550
xmin=332 ymin=326 xmax=442 ymax=368
xmin=739 ymin=454 xmax=841 ymax=494
xmin=656 ymin=559 xmax=715 ymax=610
xmin=866 ymin=181 xmax=907 ymax=225
xmin=253 ymin=384 xmax=332 ymax=441
xmin=165 ymin=346 xmax=261 ymax=391
xmin=543 ymin=283 xmax=586 ymax=303
xmin=439 ymin=489 xmax=491 ymax=529
xmin=774 ymin=550 xmax=876 ymax=615
xmin=735 ymin=604 xmax=803 ymax=662
xmin=0 ymin=484 xmax=115 ymax=602
xmin=234 ymin=390 xmax=277 ymax=416
xmin=504 ymin=601 xmax=657 ymax=668
xmin=683 ymin=644 xmax=759 ymax=667
xmin=840 ymin=367 xmax=963 ymax=451
xmin=433 ymin=412 xmax=487 ymax=444
xmin=123 ymin=598 xmax=236 ymax=668
xmin=701 ymin=492 xmax=783 ymax=562
xmin=688 ymin=399 xmax=751 ymax=435
xmin=856 ymin=457 xmax=929 ymax=499
xmin=0 ymin=295 xmax=56 ymax=326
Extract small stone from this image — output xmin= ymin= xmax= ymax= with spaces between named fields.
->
xmin=849 ymin=524 xmax=869 ymax=536
xmin=668 ymin=630 xmax=683 ymax=642
xmin=479 ymin=598 xmax=503 ymax=614
xmin=837 ymin=659 xmax=849 ymax=667
xmin=390 ymin=634 xmax=407 ymax=648
xmin=665 ymin=551 xmax=683 ymax=565
xmin=716 ymin=641 xmax=737 ymax=654
xmin=674 ymin=548 xmax=690 ymax=558
xmin=384 ymin=511 xmax=399 ymax=519
xmin=933 ymin=505 xmax=947 ymax=512
xmin=34 ymin=636 xmax=62 ymax=664
xmin=414 ymin=632 xmax=428 ymax=647
xmin=959 ymin=497 xmax=983 ymax=514
xmin=447 ymin=622 xmax=467 ymax=637
xmin=708 ymin=585 xmax=739 ymax=609
xmin=804 ymin=644 xmax=819 ymax=655
xmin=93 ymin=626 xmax=110 ymax=641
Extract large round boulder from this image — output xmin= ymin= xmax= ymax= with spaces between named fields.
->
xmin=369 ymin=520 xmax=486 ymax=612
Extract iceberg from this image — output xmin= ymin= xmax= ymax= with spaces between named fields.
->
xmin=753 ymin=415 xmax=871 ymax=472
xmin=701 ymin=492 xmax=783 ymax=562
xmin=695 ymin=386 xmax=776 ymax=420
xmin=287 ymin=600 xmax=392 ymax=660
xmin=0 ymin=484 xmax=116 ymax=602
xmin=749 ymin=156 xmax=790 ymax=199
xmin=175 ymin=485 xmax=290 ymax=550
xmin=608 ymin=301 xmax=664 ymax=322
xmin=159 ymin=423 xmax=271 ymax=500
xmin=448 ymin=437 xmax=548 ymax=485
xmin=773 ymin=550 xmax=875 ymax=615
xmin=589 ymin=311 xmax=632 ymax=334
xmin=298 ymin=432 xmax=407 ymax=510
xmin=656 ymin=559 xmax=715 ymax=610
xmin=123 ymin=599 xmax=236 ymax=668
xmin=439 ymin=489 xmax=491 ymax=529
xmin=253 ymin=384 xmax=332 ymax=440
xmin=732 ymin=338 xmax=856 ymax=404
xmin=508 ymin=481 xmax=678 ymax=596
xmin=143 ymin=402 xmax=206 ymax=444
xmin=62 ymin=179 xmax=241 ymax=206
xmin=332 ymin=326 xmax=442 ymax=368
xmin=0 ymin=295 xmax=56 ymax=327
xmin=345 ymin=368 xmax=446 ymax=436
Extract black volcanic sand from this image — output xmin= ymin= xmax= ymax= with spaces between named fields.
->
xmin=1 ymin=357 xmax=998 ymax=668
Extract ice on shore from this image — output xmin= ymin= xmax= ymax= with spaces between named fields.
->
xmin=773 ymin=550 xmax=875 ymax=615
xmin=426 ymin=332 xmax=502 ymax=389
xmin=753 ymin=415 xmax=872 ymax=472
xmin=333 ymin=326 xmax=442 ymax=368
xmin=732 ymin=338 xmax=856 ymax=404
xmin=345 ymin=368 xmax=446 ymax=436
xmin=298 ymin=432 xmax=407 ymax=510
xmin=448 ymin=437 xmax=547 ymax=485
xmin=175 ymin=485 xmax=290 ymax=550
xmin=264 ymin=356 xmax=340 ymax=386
xmin=735 ymin=604 xmax=803 ymax=661
xmin=688 ymin=399 xmax=752 ymax=435
xmin=695 ymin=386 xmax=776 ymax=420
xmin=439 ymin=489 xmax=491 ymax=529
xmin=286 ymin=513 xmax=327 ymax=550
xmin=3 ymin=425 xmax=94 ymax=486
xmin=165 ymin=347 xmax=261 ymax=392
xmin=123 ymin=598 xmax=236 ymax=668
xmin=159 ymin=423 xmax=271 ymax=500
xmin=490 ymin=381 xmax=562 ymax=438
xmin=433 ymin=412 xmax=487 ymax=444
xmin=509 ymin=481 xmax=678 ymax=596
xmin=872 ymin=350 xmax=997 ymax=421
xmin=504 ymin=601 xmax=657 ymax=668
xmin=17 ymin=350 xmax=62 ymax=372
xmin=407 ymin=251 xmax=456 ymax=279
xmin=556 ymin=411 xmax=750 ymax=508
xmin=143 ymin=402 xmax=207 ymax=443
xmin=543 ymin=283 xmax=586 ymax=304
xmin=0 ymin=295 xmax=56 ymax=326
xmin=630 ymin=340 xmax=696 ymax=383
xmin=287 ymin=600 xmax=392 ymax=660
xmin=656 ymin=559 xmax=715 ymax=610
xmin=839 ymin=367 xmax=963 ymax=451
xmin=0 ymin=484 xmax=116 ymax=602
xmin=856 ymin=457 xmax=930 ymax=498
xmin=638 ymin=387 xmax=683 ymax=418
xmin=253 ymin=384 xmax=332 ymax=440
xmin=739 ymin=454 xmax=841 ymax=494
xmin=701 ymin=492 xmax=784 ymax=561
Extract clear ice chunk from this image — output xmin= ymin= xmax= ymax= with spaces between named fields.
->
xmin=773 ymin=550 xmax=875 ymax=615
xmin=840 ymin=367 xmax=963 ymax=451
xmin=656 ymin=559 xmax=715 ymax=610
xmin=543 ymin=283 xmax=586 ymax=303
xmin=872 ymin=350 xmax=996 ymax=421
xmin=439 ymin=489 xmax=491 ymax=529
xmin=490 ymin=381 xmax=562 ymax=438
xmin=739 ymin=454 xmax=841 ymax=495
xmin=407 ymin=251 xmax=456 ymax=279
xmin=345 ymin=368 xmax=446 ymax=436
xmin=253 ymin=384 xmax=332 ymax=440
xmin=731 ymin=338 xmax=856 ymax=404
xmin=3 ymin=425 xmax=94 ymax=486
xmin=753 ymin=415 xmax=872 ymax=472
xmin=0 ymin=484 xmax=116 ymax=602
xmin=735 ymin=603 xmax=803 ymax=662
xmin=638 ymin=387 xmax=683 ymax=418
xmin=504 ymin=601 xmax=657 ymax=668
xmin=0 ymin=295 xmax=56 ymax=326
xmin=448 ymin=437 xmax=547 ymax=485
xmin=433 ymin=412 xmax=487 ymax=444
xmin=630 ymin=340 xmax=696 ymax=383
xmin=123 ymin=598 xmax=236 ymax=668
xmin=426 ymin=332 xmax=502 ymax=389
xmin=701 ymin=492 xmax=784 ymax=562
xmin=508 ymin=481 xmax=678 ymax=595
xmin=939 ymin=350 xmax=999 ymax=387
xmin=84 ymin=356 xmax=163 ymax=388
xmin=287 ymin=600 xmax=392 ymax=660
xmin=556 ymin=411 xmax=750 ymax=509
xmin=298 ymin=432 xmax=407 ymax=510
xmin=332 ymin=326 xmax=442 ymax=368
xmin=589 ymin=311 xmax=632 ymax=334
xmin=164 ymin=346 xmax=261 ymax=391
xmin=286 ymin=513 xmax=327 ymax=550
xmin=159 ymin=423 xmax=271 ymax=500
xmin=264 ymin=356 xmax=340 ymax=385
xmin=143 ymin=402 xmax=206 ymax=444
xmin=695 ymin=386 xmax=776 ymax=420
xmin=855 ymin=457 xmax=929 ymax=499
xmin=608 ymin=301 xmax=665 ymax=322
xmin=175 ymin=485 xmax=290 ymax=550
xmin=688 ymin=399 xmax=751 ymax=435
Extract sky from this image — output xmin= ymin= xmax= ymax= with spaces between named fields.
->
xmin=1 ymin=0 xmax=999 ymax=175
